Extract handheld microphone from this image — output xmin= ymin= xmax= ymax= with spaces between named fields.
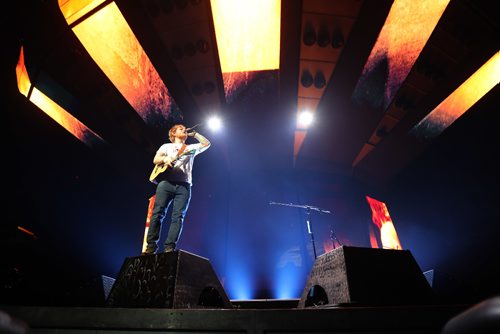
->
xmin=186 ymin=123 xmax=201 ymax=131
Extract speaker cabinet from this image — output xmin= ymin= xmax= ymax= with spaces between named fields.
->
xmin=106 ymin=250 xmax=232 ymax=309
xmin=298 ymin=246 xmax=435 ymax=307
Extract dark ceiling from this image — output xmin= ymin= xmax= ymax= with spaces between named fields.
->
xmin=6 ymin=0 xmax=499 ymax=188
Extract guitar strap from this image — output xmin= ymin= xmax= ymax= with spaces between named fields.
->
xmin=177 ymin=143 xmax=187 ymax=158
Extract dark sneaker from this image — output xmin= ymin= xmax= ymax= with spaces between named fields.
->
xmin=141 ymin=249 xmax=155 ymax=255
xmin=164 ymin=245 xmax=175 ymax=253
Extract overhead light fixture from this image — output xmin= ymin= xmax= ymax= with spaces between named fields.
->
xmin=314 ymin=71 xmax=326 ymax=89
xmin=331 ymin=26 xmax=344 ymax=48
xmin=302 ymin=22 xmax=316 ymax=46
xmin=317 ymin=25 xmax=330 ymax=47
xmin=300 ymin=70 xmax=313 ymax=88
xmin=297 ymin=110 xmax=314 ymax=129
xmin=207 ymin=116 xmax=222 ymax=131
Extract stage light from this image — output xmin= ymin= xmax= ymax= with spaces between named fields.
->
xmin=314 ymin=71 xmax=326 ymax=89
xmin=297 ymin=110 xmax=314 ymax=129
xmin=317 ymin=25 xmax=330 ymax=48
xmin=331 ymin=26 xmax=344 ymax=48
xmin=207 ymin=116 xmax=222 ymax=131
xmin=302 ymin=22 xmax=316 ymax=46
xmin=300 ymin=70 xmax=313 ymax=88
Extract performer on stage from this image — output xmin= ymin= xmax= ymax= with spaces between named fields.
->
xmin=142 ymin=124 xmax=210 ymax=255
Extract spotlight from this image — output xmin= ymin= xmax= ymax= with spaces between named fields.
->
xmin=300 ymin=70 xmax=313 ymax=88
xmin=302 ymin=22 xmax=316 ymax=46
xmin=207 ymin=116 xmax=222 ymax=131
xmin=297 ymin=110 xmax=314 ymax=128
xmin=331 ymin=27 xmax=344 ymax=48
xmin=314 ymin=71 xmax=326 ymax=89
xmin=317 ymin=25 xmax=330 ymax=47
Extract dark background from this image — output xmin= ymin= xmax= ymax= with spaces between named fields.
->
xmin=2 ymin=0 xmax=499 ymax=305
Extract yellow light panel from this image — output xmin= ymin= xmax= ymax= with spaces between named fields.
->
xmin=210 ymin=0 xmax=281 ymax=73
xmin=353 ymin=0 xmax=450 ymax=109
xmin=58 ymin=0 xmax=106 ymax=25
xmin=16 ymin=46 xmax=106 ymax=148
xmin=59 ymin=1 xmax=173 ymax=124
xmin=412 ymin=51 xmax=500 ymax=139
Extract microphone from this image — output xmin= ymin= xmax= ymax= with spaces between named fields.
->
xmin=186 ymin=123 xmax=201 ymax=131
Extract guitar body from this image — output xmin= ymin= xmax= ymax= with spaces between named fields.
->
xmin=149 ymin=144 xmax=188 ymax=184
xmin=149 ymin=163 xmax=171 ymax=184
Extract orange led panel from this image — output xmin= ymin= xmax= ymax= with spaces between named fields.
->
xmin=412 ymin=51 xmax=500 ymax=139
xmin=16 ymin=47 xmax=106 ymax=147
xmin=210 ymin=0 xmax=281 ymax=73
xmin=16 ymin=46 xmax=31 ymax=97
xmin=59 ymin=0 xmax=173 ymax=125
xmin=353 ymin=0 xmax=450 ymax=109
xmin=366 ymin=196 xmax=402 ymax=250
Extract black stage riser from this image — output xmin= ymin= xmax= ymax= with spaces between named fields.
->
xmin=106 ymin=250 xmax=232 ymax=309
xmin=298 ymin=246 xmax=435 ymax=307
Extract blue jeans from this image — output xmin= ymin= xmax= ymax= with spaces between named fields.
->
xmin=146 ymin=180 xmax=191 ymax=252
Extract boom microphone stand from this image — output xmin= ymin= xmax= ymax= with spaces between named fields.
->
xmin=269 ymin=201 xmax=331 ymax=259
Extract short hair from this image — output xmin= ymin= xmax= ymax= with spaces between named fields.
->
xmin=169 ymin=124 xmax=185 ymax=142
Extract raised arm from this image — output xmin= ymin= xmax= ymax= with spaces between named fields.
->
xmin=187 ymin=131 xmax=211 ymax=153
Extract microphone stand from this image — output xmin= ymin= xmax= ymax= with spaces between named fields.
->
xmin=269 ymin=201 xmax=332 ymax=259
xmin=329 ymin=224 xmax=342 ymax=250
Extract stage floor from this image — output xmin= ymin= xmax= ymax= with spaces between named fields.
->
xmin=1 ymin=302 xmax=468 ymax=334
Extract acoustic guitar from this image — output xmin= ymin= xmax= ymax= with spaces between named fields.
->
xmin=149 ymin=144 xmax=187 ymax=184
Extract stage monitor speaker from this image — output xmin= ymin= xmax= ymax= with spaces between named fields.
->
xmin=298 ymin=246 xmax=435 ymax=307
xmin=106 ymin=250 xmax=232 ymax=309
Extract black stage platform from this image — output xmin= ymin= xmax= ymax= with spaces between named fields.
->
xmin=1 ymin=302 xmax=468 ymax=334
xmin=0 ymin=247 xmax=486 ymax=333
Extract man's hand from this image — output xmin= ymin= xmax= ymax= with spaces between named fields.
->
xmin=187 ymin=131 xmax=197 ymax=137
xmin=163 ymin=156 xmax=174 ymax=166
